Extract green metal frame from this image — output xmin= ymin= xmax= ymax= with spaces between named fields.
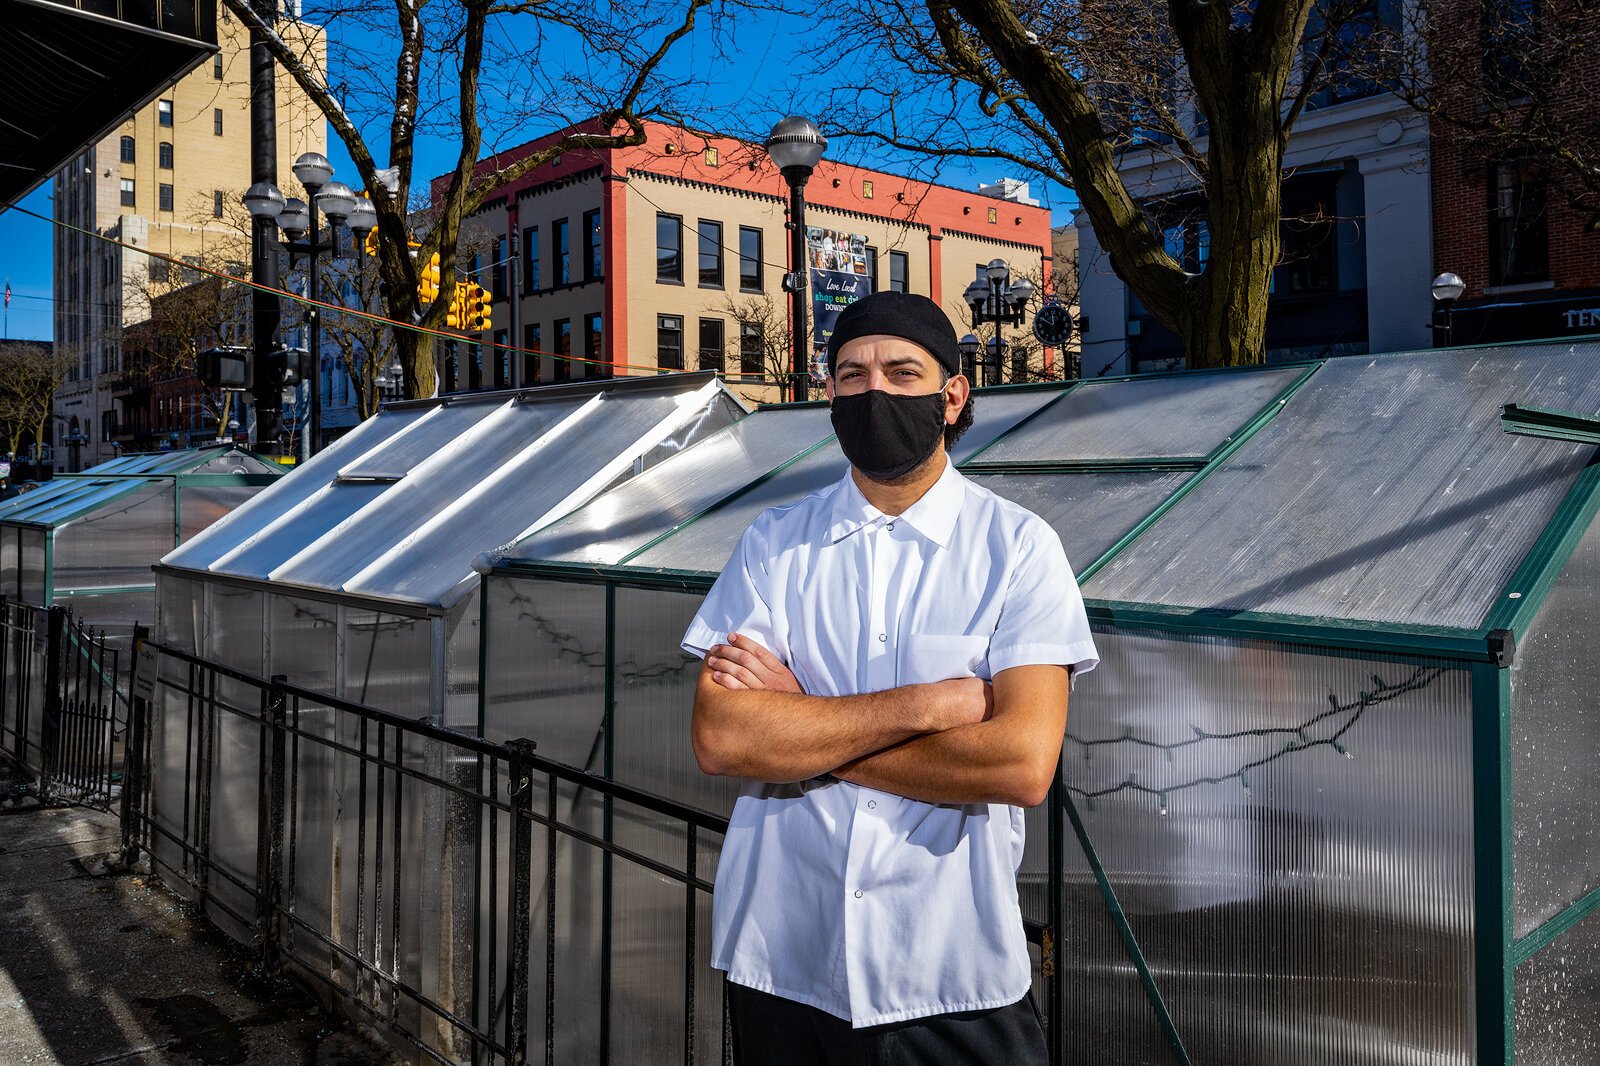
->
xmin=1472 ymin=660 xmax=1515 ymax=1066
xmin=1500 ymin=403 xmax=1600 ymax=445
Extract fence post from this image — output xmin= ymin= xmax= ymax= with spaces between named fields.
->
xmin=38 ymin=605 xmax=66 ymax=798
xmin=506 ymin=738 xmax=537 ymax=1066
xmin=255 ymin=675 xmax=289 ymax=973
xmin=120 ymin=625 xmax=149 ymax=865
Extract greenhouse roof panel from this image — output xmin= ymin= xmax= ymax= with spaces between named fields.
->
xmin=1085 ymin=345 xmax=1600 ymax=628
xmin=505 ymin=405 xmax=836 ymax=566
xmin=162 ymin=374 xmax=741 ymax=608
xmin=968 ymin=366 xmax=1303 ymax=464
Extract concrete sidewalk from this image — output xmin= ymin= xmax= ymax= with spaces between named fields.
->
xmin=0 ymin=772 xmax=402 ymax=1065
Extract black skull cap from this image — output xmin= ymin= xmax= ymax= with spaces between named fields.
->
xmin=825 ymin=291 xmax=961 ymax=377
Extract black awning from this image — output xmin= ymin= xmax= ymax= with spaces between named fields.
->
xmin=0 ymin=0 xmax=217 ymax=206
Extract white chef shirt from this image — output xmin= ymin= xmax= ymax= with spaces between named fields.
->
xmin=681 ymin=456 xmax=1098 ymax=1027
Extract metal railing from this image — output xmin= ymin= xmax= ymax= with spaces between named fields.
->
xmin=120 ymin=634 xmax=742 ymax=1065
xmin=1 ymin=597 xmax=124 ymax=806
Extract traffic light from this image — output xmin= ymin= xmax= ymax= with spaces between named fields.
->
xmin=418 ymin=253 xmax=440 ymax=303
xmin=444 ymin=284 xmax=469 ymax=329
xmin=265 ymin=346 xmax=312 ymax=388
xmin=364 ymin=228 xmax=380 ymax=256
xmin=469 ymin=282 xmax=493 ymax=331
xmin=198 ymin=347 xmax=250 ymax=390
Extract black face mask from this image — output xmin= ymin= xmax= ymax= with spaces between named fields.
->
xmin=830 ymin=388 xmax=948 ymax=482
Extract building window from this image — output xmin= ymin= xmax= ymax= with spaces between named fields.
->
xmin=1483 ymin=0 xmax=1539 ymax=99
xmin=658 ymin=315 xmax=684 ymax=370
xmin=863 ymin=180 xmax=874 ymax=199
xmin=213 ymin=190 xmax=225 ymax=218
xmin=120 ymin=178 xmax=136 ymax=207
xmin=704 ymin=146 xmax=719 ymax=167
xmin=523 ymin=323 xmax=542 ymax=384
xmin=889 ymin=250 xmax=909 ymax=293
xmin=214 ymin=108 xmax=223 ymax=136
xmin=492 ymin=236 xmax=507 ymax=299
xmin=158 ymin=184 xmax=174 ymax=212
xmin=158 ymin=99 xmax=173 ymax=127
xmin=442 ymin=341 xmax=458 ymax=393
xmin=738 ymin=226 xmax=763 ymax=292
xmin=159 ymin=142 xmax=174 ymax=168
xmin=987 ymin=206 xmax=998 ymax=224
xmin=149 ymin=258 xmax=169 ymax=283
xmin=553 ymin=218 xmax=570 ymax=285
xmin=583 ymin=209 xmax=603 ymax=281
xmin=1011 ymin=344 xmax=1029 ymax=384
xmin=698 ymin=318 xmax=725 ymax=373
xmin=522 ymin=226 xmax=540 ymax=292
xmin=866 ymin=247 xmax=879 ymax=292
xmin=493 ymin=329 xmax=509 ymax=387
xmin=657 ymin=213 xmax=683 ymax=282
xmin=1275 ymin=184 xmax=1335 ymax=294
xmin=1489 ymin=158 xmax=1548 ymax=286
xmin=467 ymin=343 xmax=483 ymax=389
xmin=180 ymin=254 xmax=201 ymax=283
xmin=554 ymin=318 xmax=572 ymax=381
xmin=120 ymin=136 xmax=135 ymax=164
xmin=584 ymin=313 xmax=605 ymax=377
xmin=699 ymin=220 xmax=723 ymax=287
xmin=213 ymin=53 xmax=223 ymax=79
xmin=740 ymin=322 xmax=764 ymax=379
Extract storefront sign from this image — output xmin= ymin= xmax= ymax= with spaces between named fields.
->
xmin=807 ymin=227 xmax=872 ymax=363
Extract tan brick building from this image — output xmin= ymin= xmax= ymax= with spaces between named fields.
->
xmin=51 ymin=7 xmax=324 ymax=468
xmin=435 ymin=122 xmax=1060 ymax=407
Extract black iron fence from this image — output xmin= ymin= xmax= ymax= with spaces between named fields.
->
xmin=0 ymin=597 xmax=124 ymax=806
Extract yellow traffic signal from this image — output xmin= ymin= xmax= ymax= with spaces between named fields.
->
xmin=444 ymin=284 xmax=469 ymax=328
xmin=470 ymin=283 xmax=493 ymax=331
xmin=364 ymin=228 xmax=380 ymax=256
xmin=418 ymin=254 xmax=441 ymax=303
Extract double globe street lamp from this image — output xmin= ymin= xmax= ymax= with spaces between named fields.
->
xmin=764 ymin=116 xmax=827 ymax=403
xmin=959 ymin=259 xmax=1034 ymax=386
xmin=243 ymin=152 xmax=378 ymax=456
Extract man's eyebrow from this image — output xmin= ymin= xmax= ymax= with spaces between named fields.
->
xmin=836 ymin=354 xmax=929 ymax=372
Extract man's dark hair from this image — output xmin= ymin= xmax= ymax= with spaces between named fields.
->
xmin=941 ymin=370 xmax=974 ymax=451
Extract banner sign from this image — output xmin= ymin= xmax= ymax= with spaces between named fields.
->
xmin=808 ymin=227 xmax=872 ymax=365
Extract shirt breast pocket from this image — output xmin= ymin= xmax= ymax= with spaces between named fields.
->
xmin=900 ymin=634 xmax=991 ymax=684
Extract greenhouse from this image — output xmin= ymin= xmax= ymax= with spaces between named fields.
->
xmin=0 ymin=445 xmax=282 ymax=639
xmin=476 ymin=341 xmax=1600 ymax=1064
xmin=146 ymin=372 xmax=745 ymax=1015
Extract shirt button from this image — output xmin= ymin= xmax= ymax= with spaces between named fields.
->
xmin=854 ymin=890 xmax=864 ymax=899
xmin=887 ymin=523 xmax=895 ymax=530
xmin=878 ymin=633 xmax=886 ymax=642
xmin=867 ymin=800 xmax=877 ymax=810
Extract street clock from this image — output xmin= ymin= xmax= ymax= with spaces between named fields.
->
xmin=1031 ymin=300 xmax=1074 ymax=347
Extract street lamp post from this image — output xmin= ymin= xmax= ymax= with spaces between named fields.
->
xmin=765 ymin=117 xmax=827 ymax=403
xmin=962 ymin=259 xmax=1034 ymax=385
xmin=243 ymin=153 xmax=376 ymax=459
xmin=1429 ymin=271 xmax=1466 ymax=348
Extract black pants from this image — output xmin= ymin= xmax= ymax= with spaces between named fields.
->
xmin=728 ymin=984 xmax=1048 ymax=1066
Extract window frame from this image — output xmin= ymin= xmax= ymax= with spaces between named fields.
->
xmin=697 ymin=317 xmax=725 ymax=373
xmin=158 ymin=99 xmax=174 ymax=127
xmin=554 ymin=318 xmax=572 ymax=382
xmin=158 ymin=141 xmax=174 ymax=169
xmin=119 ymin=136 xmax=135 ymax=164
xmin=739 ymin=321 xmax=764 ymax=379
xmin=213 ymin=108 xmax=223 ymax=136
xmin=738 ymin=226 xmax=763 ymax=292
xmin=657 ymin=213 xmax=683 ymax=283
xmin=584 ymin=312 xmax=606 ymax=377
xmin=1488 ymin=157 xmax=1549 ymax=287
xmin=657 ymin=314 xmax=684 ymax=371
xmin=553 ymin=218 xmax=570 ymax=286
xmin=523 ymin=226 xmax=540 ymax=293
xmin=119 ymin=178 xmax=136 ymax=207
xmin=583 ymin=208 xmax=603 ymax=281
xmin=889 ymin=250 xmax=909 ymax=293
xmin=698 ymin=219 xmax=724 ymax=288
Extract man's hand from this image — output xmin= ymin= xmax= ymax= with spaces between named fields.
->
xmin=706 ymin=633 xmax=805 ymax=693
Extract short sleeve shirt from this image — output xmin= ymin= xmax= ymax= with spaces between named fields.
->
xmin=682 ymin=458 xmax=1098 ymax=1027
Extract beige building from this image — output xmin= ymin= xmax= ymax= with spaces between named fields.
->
xmin=439 ymin=122 xmax=1062 ymax=407
xmin=51 ymin=8 xmax=325 ymax=468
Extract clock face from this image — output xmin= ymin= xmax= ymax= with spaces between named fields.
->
xmin=1032 ymin=303 xmax=1074 ymax=346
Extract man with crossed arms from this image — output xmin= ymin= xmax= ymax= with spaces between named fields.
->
xmin=683 ymin=291 xmax=1098 ymax=1064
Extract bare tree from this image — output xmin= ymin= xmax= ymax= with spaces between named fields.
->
xmin=714 ymin=293 xmax=796 ymax=401
xmin=222 ymin=0 xmax=780 ymax=399
xmin=813 ymin=0 xmax=1380 ymax=368
xmin=0 ymin=343 xmax=76 ymax=465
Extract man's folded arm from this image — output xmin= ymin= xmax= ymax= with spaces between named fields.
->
xmin=832 ymin=664 xmax=1070 ymax=808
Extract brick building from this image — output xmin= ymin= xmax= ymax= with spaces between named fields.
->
xmin=422 ymin=121 xmax=1062 ymax=406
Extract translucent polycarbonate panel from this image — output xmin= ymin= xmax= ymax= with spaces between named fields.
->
xmin=265 ymin=594 xmax=339 ymax=696
xmin=161 ymin=403 xmax=436 ymax=572
xmin=11 ymin=479 xmax=134 ymax=526
xmin=972 ymin=367 xmax=1302 ymax=463
xmin=1062 ymin=627 xmax=1475 ymax=1065
xmin=1088 ymin=348 xmax=1600 ymax=627
xmin=156 ymin=575 xmax=200 ymax=653
xmin=1510 ymin=514 xmax=1600 ymax=937
xmin=950 ymin=384 xmax=1071 ymax=463
xmin=338 ymin=400 xmax=509 ymax=479
xmin=443 ymin=591 xmax=479 ymax=731
xmin=58 ymin=587 xmax=156 ymax=645
xmin=189 ymin=449 xmax=278 ymax=475
xmin=19 ymin=528 xmax=45 ymax=604
xmin=1514 ymin=911 xmax=1600 ymax=1065
xmin=178 ymin=484 xmax=261 ymax=543
xmin=52 ymin=482 xmax=174 ymax=591
xmin=0 ymin=478 xmax=96 ymax=519
xmin=627 ymin=444 xmax=849 ymax=573
xmin=481 ymin=577 xmax=606 ymax=761
xmin=507 ymin=406 xmax=835 ymax=566
xmin=628 ymin=385 xmax=747 ymax=474
xmin=202 ymin=481 xmax=391 ymax=582
xmin=342 ymin=387 xmax=719 ymax=606
xmin=1 ymin=524 xmax=17 ymax=598
xmin=611 ymin=585 xmax=739 ymax=812
xmin=966 ymin=470 xmax=1192 ymax=573
xmin=344 ymin=608 xmax=432 ymax=718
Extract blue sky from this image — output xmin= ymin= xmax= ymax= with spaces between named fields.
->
xmin=0 ymin=7 xmax=1076 ymax=343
